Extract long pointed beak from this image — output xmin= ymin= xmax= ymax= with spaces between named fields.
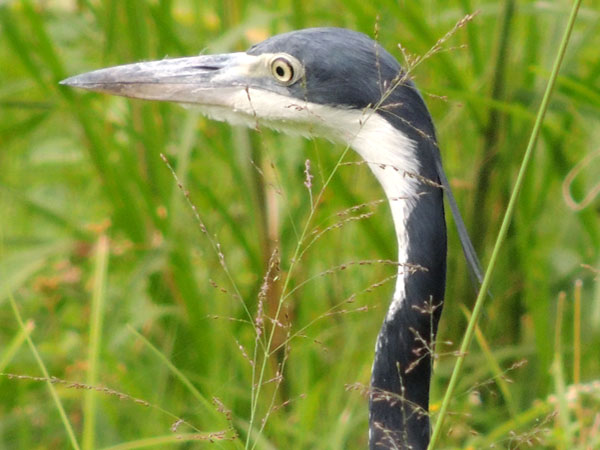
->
xmin=60 ymin=52 xmax=254 ymax=104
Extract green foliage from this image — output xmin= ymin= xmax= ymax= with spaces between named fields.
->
xmin=1 ymin=0 xmax=599 ymax=448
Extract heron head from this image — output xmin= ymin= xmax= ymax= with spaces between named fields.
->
xmin=61 ymin=28 xmax=426 ymax=141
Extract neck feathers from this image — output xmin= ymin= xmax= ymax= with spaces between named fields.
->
xmin=351 ymin=112 xmax=447 ymax=449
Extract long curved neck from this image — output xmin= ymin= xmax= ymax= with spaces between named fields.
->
xmin=350 ymin=112 xmax=447 ymax=450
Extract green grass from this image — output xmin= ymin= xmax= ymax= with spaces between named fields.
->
xmin=1 ymin=0 xmax=599 ymax=449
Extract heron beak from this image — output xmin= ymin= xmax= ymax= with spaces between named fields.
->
xmin=60 ymin=52 xmax=258 ymax=105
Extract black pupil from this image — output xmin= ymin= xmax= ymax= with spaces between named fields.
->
xmin=276 ymin=64 xmax=288 ymax=78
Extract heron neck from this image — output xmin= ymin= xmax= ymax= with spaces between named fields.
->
xmin=350 ymin=114 xmax=447 ymax=449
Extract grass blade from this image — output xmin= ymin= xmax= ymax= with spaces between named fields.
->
xmin=459 ymin=304 xmax=517 ymax=417
xmin=126 ymin=325 xmax=226 ymax=425
xmin=83 ymin=236 xmax=110 ymax=450
xmin=0 ymin=319 xmax=34 ymax=373
xmin=7 ymin=293 xmax=81 ymax=450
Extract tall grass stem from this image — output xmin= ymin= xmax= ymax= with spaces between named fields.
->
xmin=428 ymin=1 xmax=583 ymax=447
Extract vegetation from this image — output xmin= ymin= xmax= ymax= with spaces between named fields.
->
xmin=1 ymin=1 xmax=598 ymax=448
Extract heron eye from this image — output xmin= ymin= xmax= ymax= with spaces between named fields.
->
xmin=271 ymin=57 xmax=295 ymax=84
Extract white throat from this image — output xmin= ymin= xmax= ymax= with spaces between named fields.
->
xmin=344 ymin=112 xmax=421 ymax=318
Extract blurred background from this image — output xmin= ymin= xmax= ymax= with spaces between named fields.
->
xmin=1 ymin=0 xmax=599 ymax=448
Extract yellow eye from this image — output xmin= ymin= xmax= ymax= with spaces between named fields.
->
xmin=271 ymin=57 xmax=295 ymax=84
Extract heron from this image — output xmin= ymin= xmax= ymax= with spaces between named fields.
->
xmin=61 ymin=27 xmax=482 ymax=449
